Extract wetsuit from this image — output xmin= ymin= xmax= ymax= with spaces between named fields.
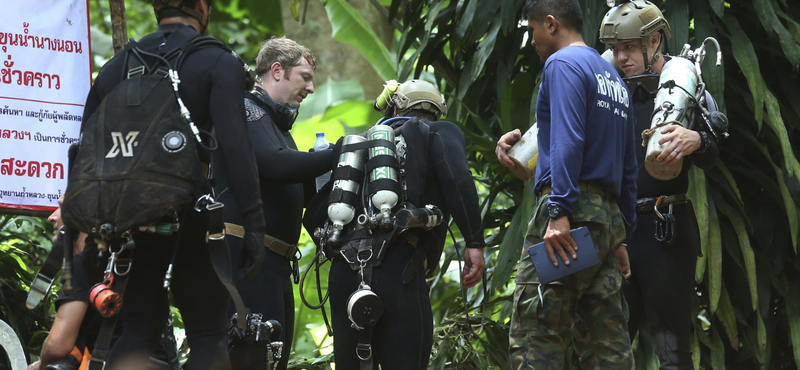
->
xmin=623 ymin=62 xmax=719 ymax=370
xmin=80 ymin=23 xmax=265 ymax=370
xmin=212 ymin=86 xmax=333 ymax=370
xmin=324 ymin=117 xmax=485 ymax=370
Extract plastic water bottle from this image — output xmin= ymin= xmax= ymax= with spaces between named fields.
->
xmin=314 ymin=133 xmax=332 ymax=191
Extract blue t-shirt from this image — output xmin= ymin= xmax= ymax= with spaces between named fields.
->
xmin=534 ymin=45 xmax=638 ymax=239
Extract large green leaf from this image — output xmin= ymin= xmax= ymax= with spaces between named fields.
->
xmin=764 ymin=89 xmax=800 ymax=187
xmin=664 ymin=0 xmax=689 ymax=55
xmin=322 ymin=0 xmax=397 ymax=81
xmin=713 ymin=194 xmax=758 ymax=312
xmin=490 ymin=181 xmax=537 ymax=293
xmin=785 ymin=274 xmax=800 ymax=370
xmin=724 ymin=16 xmax=765 ymax=127
xmin=753 ymin=0 xmax=800 ymax=68
xmin=457 ymin=18 xmax=502 ymax=99
xmin=716 ymin=282 xmax=738 ymax=349
xmin=688 ymin=167 xmax=709 ymax=283
xmin=296 ymin=78 xmax=366 ymax=121
xmin=707 ymin=196 xmax=722 ymax=314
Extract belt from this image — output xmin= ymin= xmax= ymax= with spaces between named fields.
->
xmin=538 ymin=182 xmax=612 ymax=199
xmin=225 ymin=223 xmax=298 ymax=260
xmin=635 ymin=194 xmax=689 ymax=214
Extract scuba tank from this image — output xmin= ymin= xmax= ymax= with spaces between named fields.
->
xmin=326 ymin=135 xmax=368 ymax=244
xmin=365 ymin=125 xmax=400 ymax=226
xmin=645 ymin=57 xmax=699 ymax=180
xmin=644 ymin=37 xmax=725 ymax=180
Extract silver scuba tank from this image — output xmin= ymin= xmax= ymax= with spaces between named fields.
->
xmin=366 ymin=125 xmax=400 ymax=226
xmin=645 ymin=57 xmax=699 ymax=180
xmin=327 ymin=135 xmax=368 ymax=244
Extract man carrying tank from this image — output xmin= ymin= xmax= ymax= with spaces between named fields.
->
xmin=73 ymin=0 xmax=266 ymax=368
xmin=211 ymin=36 xmax=333 ymax=370
xmin=597 ymin=2 xmax=720 ymax=369
xmin=308 ymin=79 xmax=485 ymax=369
xmin=497 ymin=0 xmax=638 ymax=369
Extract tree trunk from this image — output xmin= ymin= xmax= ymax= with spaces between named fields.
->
xmin=109 ymin=0 xmax=128 ymax=53
xmin=280 ymin=0 xmax=394 ymax=99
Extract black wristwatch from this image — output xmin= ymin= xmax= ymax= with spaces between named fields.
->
xmin=696 ymin=131 xmax=711 ymax=154
xmin=547 ymin=203 xmax=568 ymax=219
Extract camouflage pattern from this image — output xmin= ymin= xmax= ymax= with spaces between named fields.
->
xmin=509 ymin=189 xmax=634 ymax=370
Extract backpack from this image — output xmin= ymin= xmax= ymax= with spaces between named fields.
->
xmin=62 ymin=30 xmax=236 ymax=237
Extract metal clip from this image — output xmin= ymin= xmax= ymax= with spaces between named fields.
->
xmin=356 ymin=344 xmax=373 ymax=361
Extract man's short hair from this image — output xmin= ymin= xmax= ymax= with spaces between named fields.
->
xmin=523 ymin=0 xmax=583 ymax=32
xmin=255 ymin=37 xmax=316 ymax=77
xmin=154 ymin=0 xmax=214 ymax=22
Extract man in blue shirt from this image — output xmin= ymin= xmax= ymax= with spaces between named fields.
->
xmin=499 ymin=0 xmax=638 ymax=369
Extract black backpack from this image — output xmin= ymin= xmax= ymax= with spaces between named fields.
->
xmin=62 ymin=31 xmax=237 ymax=237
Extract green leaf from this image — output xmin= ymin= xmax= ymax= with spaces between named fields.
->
xmin=710 ymin=329 xmax=726 ymax=370
xmin=692 ymin=332 xmax=701 ymax=370
xmin=713 ymin=195 xmax=758 ymax=312
xmin=688 ymin=167 xmax=709 ymax=283
xmin=764 ymin=89 xmax=800 ymax=187
xmin=710 ymin=0 xmax=725 ymax=18
xmin=716 ymin=282 xmax=738 ymax=349
xmin=490 ymin=182 xmax=536 ymax=293
xmin=664 ymin=0 xmax=689 ymax=55
xmin=457 ymin=19 xmax=502 ymax=99
xmin=753 ymin=0 xmax=800 ymax=68
xmin=399 ymin=0 xmax=442 ymax=81
xmin=323 ymin=0 xmax=397 ymax=81
xmin=724 ymin=16 xmax=765 ymax=127
xmin=785 ymin=276 xmax=800 ymax=370
xmin=757 ymin=309 xmax=767 ymax=364
xmin=707 ymin=196 xmax=722 ymax=314
xmin=456 ymin=0 xmax=479 ymax=40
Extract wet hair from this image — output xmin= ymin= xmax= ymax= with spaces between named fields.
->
xmin=523 ymin=0 xmax=583 ymax=32
xmin=255 ymin=37 xmax=317 ymax=77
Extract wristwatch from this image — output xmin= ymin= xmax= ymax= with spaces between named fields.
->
xmin=547 ymin=203 xmax=568 ymax=219
xmin=696 ymin=131 xmax=711 ymax=154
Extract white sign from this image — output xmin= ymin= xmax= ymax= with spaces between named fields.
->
xmin=0 ymin=0 xmax=91 ymax=212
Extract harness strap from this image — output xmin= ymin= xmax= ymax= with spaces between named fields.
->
xmin=369 ymin=179 xmax=402 ymax=196
xmin=328 ymin=189 xmax=361 ymax=207
xmin=331 ymin=166 xmax=365 ymax=183
xmin=203 ymin=202 xmax=249 ymax=332
xmin=341 ymin=139 xmax=396 ymax=153
xmin=356 ymin=262 xmax=374 ymax=370
xmin=87 ymin=261 xmax=131 ymax=370
xmin=364 ymin=155 xmax=399 ymax=175
xmin=26 ymin=232 xmax=64 ymax=309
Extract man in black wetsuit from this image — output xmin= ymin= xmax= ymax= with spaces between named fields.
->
xmin=596 ymin=2 xmax=719 ymax=369
xmin=77 ymin=1 xmax=266 ymax=369
xmin=316 ymin=80 xmax=486 ymax=370
xmin=211 ymin=37 xmax=332 ymax=370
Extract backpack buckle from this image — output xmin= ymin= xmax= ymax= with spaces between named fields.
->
xmin=127 ymin=65 xmax=145 ymax=79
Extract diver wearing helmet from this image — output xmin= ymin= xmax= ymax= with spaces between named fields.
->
xmin=72 ymin=0 xmax=267 ymax=368
xmin=597 ymin=1 xmax=721 ymax=369
xmin=303 ymin=79 xmax=485 ymax=370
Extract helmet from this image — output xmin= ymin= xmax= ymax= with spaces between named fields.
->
xmin=599 ymin=0 xmax=670 ymax=71
xmin=152 ymin=0 xmax=209 ymax=27
xmin=376 ymin=80 xmax=447 ymax=118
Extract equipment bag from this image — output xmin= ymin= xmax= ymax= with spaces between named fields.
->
xmin=62 ymin=29 xmax=230 ymax=237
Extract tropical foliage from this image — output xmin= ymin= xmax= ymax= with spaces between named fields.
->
xmin=2 ymin=0 xmax=799 ymax=369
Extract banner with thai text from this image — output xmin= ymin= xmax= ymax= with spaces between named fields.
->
xmin=0 ymin=0 xmax=91 ymax=213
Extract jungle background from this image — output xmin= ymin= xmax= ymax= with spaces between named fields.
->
xmin=1 ymin=0 xmax=799 ymax=369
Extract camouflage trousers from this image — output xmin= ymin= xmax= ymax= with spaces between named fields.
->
xmin=509 ymin=190 xmax=634 ymax=370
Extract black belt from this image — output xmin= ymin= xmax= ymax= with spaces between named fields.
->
xmin=636 ymin=194 xmax=689 ymax=214
xmin=26 ymin=231 xmax=65 ymax=309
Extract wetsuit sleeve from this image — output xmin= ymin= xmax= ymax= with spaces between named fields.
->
xmin=79 ymin=84 xmax=101 ymax=132
xmin=689 ymin=91 xmax=720 ymax=169
xmin=620 ymin=105 xmax=638 ymax=241
xmin=248 ymin=115 xmax=334 ymax=184
xmin=209 ymin=53 xmax=265 ymax=231
xmin=429 ymin=121 xmax=485 ymax=248
xmin=545 ymin=61 xmax=586 ymax=216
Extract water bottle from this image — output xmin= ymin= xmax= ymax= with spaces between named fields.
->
xmin=314 ymin=133 xmax=332 ymax=191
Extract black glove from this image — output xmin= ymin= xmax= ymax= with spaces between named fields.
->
xmin=235 ymin=230 xmax=266 ymax=282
